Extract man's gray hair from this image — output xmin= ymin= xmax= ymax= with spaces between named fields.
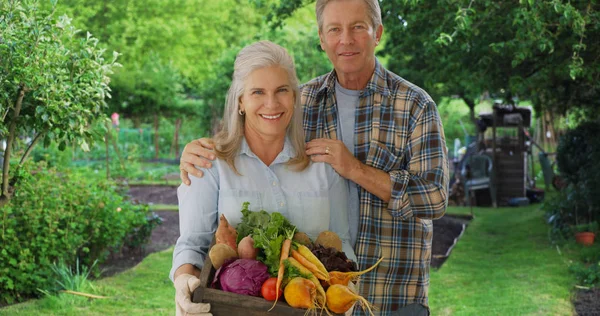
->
xmin=316 ymin=0 xmax=382 ymax=31
xmin=214 ymin=40 xmax=309 ymax=173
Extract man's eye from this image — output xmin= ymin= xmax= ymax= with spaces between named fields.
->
xmin=329 ymin=27 xmax=340 ymax=33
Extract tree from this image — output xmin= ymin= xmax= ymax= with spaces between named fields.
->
xmin=51 ymin=0 xmax=275 ymax=142
xmin=109 ymin=53 xmax=184 ymax=158
xmin=384 ymin=1 xmax=599 ymax=120
xmin=261 ymin=1 xmax=599 ymax=122
xmin=0 ymin=0 xmax=119 ymax=206
xmin=197 ymin=4 xmax=332 ymax=133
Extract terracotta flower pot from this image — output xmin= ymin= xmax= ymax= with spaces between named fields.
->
xmin=575 ymin=232 xmax=596 ymax=246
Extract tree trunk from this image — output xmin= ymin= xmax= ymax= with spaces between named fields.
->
xmin=16 ymin=131 xmax=44 ymax=169
xmin=105 ymin=130 xmax=110 ymax=180
xmin=173 ymin=118 xmax=181 ymax=159
xmin=133 ymin=117 xmax=141 ymax=128
xmin=463 ymin=97 xmax=477 ymax=127
xmin=107 ymin=124 xmax=125 ymax=172
xmin=154 ymin=113 xmax=160 ymax=160
xmin=211 ymin=101 xmax=223 ymax=135
xmin=1 ymin=85 xmax=27 ymax=206
xmin=462 ymin=96 xmax=479 ymax=150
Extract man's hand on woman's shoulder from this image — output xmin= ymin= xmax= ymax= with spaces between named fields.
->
xmin=180 ymin=138 xmax=216 ymax=185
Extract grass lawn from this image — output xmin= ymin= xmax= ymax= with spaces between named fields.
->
xmin=1 ymin=205 xmax=582 ymax=315
xmin=148 ymin=203 xmax=179 ymax=212
xmin=128 ymin=180 xmax=180 ymax=186
xmin=2 ymin=250 xmax=174 ymax=315
xmin=430 ymin=205 xmax=576 ymax=316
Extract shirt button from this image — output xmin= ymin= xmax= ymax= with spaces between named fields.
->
xmin=280 ymin=202 xmax=285 ymax=207
xmin=272 ymin=181 xmax=277 ymax=186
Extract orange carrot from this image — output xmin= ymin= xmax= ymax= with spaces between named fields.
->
xmin=269 ymin=238 xmax=292 ymax=311
xmin=291 ymin=249 xmax=329 ymax=281
xmin=329 ymin=257 xmax=384 ymax=286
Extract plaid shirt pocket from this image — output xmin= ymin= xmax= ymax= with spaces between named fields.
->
xmin=366 ymin=140 xmax=404 ymax=172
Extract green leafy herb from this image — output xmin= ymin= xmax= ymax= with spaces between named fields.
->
xmin=236 ymin=202 xmax=296 ymax=275
xmin=236 ymin=202 xmax=271 ymax=243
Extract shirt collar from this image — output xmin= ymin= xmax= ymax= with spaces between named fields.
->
xmin=317 ymin=58 xmax=390 ymax=97
xmin=239 ymin=136 xmax=296 ymax=165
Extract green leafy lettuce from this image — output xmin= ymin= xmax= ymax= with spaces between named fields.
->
xmin=236 ymin=202 xmax=296 ymax=276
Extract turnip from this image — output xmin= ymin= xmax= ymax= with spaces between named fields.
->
xmin=283 ymin=277 xmax=317 ymax=309
xmin=237 ymin=235 xmax=258 ymax=260
xmin=326 ymin=284 xmax=374 ymax=316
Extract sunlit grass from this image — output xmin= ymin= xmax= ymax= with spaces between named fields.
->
xmin=431 ymin=205 xmax=576 ymax=315
xmin=148 ymin=204 xmax=179 ymax=212
xmin=3 ymin=250 xmax=174 ymax=315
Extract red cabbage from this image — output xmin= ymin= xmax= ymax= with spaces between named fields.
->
xmin=211 ymin=258 xmax=270 ymax=296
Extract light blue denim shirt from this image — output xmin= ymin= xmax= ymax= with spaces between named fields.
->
xmin=170 ymin=137 xmax=356 ymax=280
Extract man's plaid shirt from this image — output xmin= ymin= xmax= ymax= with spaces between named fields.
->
xmin=300 ymin=60 xmax=449 ymax=314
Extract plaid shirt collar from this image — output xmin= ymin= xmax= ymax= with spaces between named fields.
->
xmin=316 ymin=59 xmax=392 ymax=98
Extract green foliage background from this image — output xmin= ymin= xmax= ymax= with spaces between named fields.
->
xmin=2 ymin=0 xmax=599 ymax=308
xmin=0 ymin=161 xmax=155 ymax=304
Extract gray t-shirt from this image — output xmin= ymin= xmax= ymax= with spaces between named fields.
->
xmin=335 ymin=81 xmax=361 ymax=248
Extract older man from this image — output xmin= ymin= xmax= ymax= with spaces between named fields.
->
xmin=178 ymin=0 xmax=448 ymax=315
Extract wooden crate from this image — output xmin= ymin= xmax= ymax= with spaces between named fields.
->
xmin=192 ymin=252 xmax=309 ymax=316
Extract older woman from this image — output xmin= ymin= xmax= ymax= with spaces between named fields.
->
xmin=171 ymin=41 xmax=355 ymax=315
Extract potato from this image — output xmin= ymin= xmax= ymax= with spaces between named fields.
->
xmin=315 ymin=231 xmax=342 ymax=252
xmin=209 ymin=243 xmax=238 ymax=269
xmin=237 ymin=235 xmax=258 ymax=260
xmin=292 ymin=232 xmax=313 ymax=246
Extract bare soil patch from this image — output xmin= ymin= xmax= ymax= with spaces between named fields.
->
xmin=574 ymin=288 xmax=600 ymax=316
xmin=99 ymin=210 xmax=179 ymax=277
xmin=431 ymin=214 xmax=470 ymax=268
xmin=101 ymin=209 xmax=467 ymax=275
xmin=128 ymin=184 xmax=178 ymax=205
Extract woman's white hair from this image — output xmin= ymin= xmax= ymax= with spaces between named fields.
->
xmin=214 ymin=40 xmax=309 ymax=173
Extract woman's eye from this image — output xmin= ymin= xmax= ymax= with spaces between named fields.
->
xmin=252 ymin=90 xmax=263 ymax=95
xmin=278 ymin=88 xmax=289 ymax=93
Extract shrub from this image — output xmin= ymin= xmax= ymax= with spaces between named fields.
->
xmin=556 ymin=121 xmax=600 ymax=223
xmin=0 ymin=0 xmax=119 ymax=206
xmin=546 ymin=121 xmax=600 ymax=242
xmin=543 ymin=187 xmax=581 ymax=242
xmin=570 ymin=261 xmax=600 ymax=288
xmin=0 ymin=161 xmax=156 ymax=305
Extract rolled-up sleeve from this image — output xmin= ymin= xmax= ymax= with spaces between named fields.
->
xmin=387 ymin=100 xmax=449 ymax=220
xmin=169 ymin=167 xmax=220 ymax=281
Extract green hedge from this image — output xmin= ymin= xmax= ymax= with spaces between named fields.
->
xmin=545 ymin=121 xmax=600 ymax=242
xmin=556 ymin=121 xmax=600 ymax=223
xmin=0 ymin=161 xmax=157 ymax=305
